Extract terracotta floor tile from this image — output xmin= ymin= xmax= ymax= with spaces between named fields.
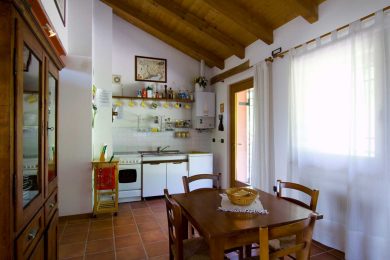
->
xmin=59 ymin=242 xmax=85 ymax=259
xmin=311 ymin=243 xmax=327 ymax=256
xmin=86 ymin=238 xmax=114 ymax=254
xmin=115 ymin=234 xmax=143 ymax=249
xmin=137 ymin=220 xmax=161 ymax=233
xmin=132 ymin=207 xmax=153 ymax=216
xmin=119 ymin=203 xmax=132 ymax=212
xmin=90 ymin=220 xmax=112 ymax=230
xmin=60 ymin=232 xmax=88 ymax=244
xmin=67 ymin=218 xmax=91 ymax=224
xmin=130 ymin=201 xmax=149 ymax=209
xmin=328 ymin=249 xmax=345 ymax=259
xmin=85 ymin=251 xmax=115 ymax=260
xmin=88 ymin=227 xmax=113 ymax=241
xmin=114 ymin=224 xmax=138 ymax=237
xmin=150 ymin=255 xmax=169 ymax=260
xmin=116 ymin=245 xmax=146 ymax=260
xmin=146 ymin=198 xmax=164 ymax=205
xmin=144 ymin=241 xmax=169 ymax=257
xmin=313 ymin=240 xmax=333 ymax=251
xmin=311 ymin=252 xmax=340 ymax=260
xmin=150 ymin=206 xmax=166 ymax=213
xmin=113 ymin=216 xmax=135 ymax=226
xmin=140 ymin=229 xmax=167 ymax=244
xmin=60 ymin=257 xmax=84 ymax=260
xmin=134 ymin=214 xmax=156 ymax=223
xmin=63 ymin=223 xmax=90 ymax=235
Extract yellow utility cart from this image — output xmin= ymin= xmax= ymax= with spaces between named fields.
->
xmin=92 ymin=160 xmax=119 ymax=217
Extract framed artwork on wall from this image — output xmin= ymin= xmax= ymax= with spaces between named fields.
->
xmin=55 ymin=0 xmax=66 ymax=26
xmin=135 ymin=56 xmax=167 ymax=83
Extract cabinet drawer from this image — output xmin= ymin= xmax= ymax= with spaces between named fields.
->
xmin=16 ymin=208 xmax=44 ymax=260
xmin=45 ymin=190 xmax=58 ymax=225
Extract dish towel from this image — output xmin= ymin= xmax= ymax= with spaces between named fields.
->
xmin=218 ymin=194 xmax=269 ymax=214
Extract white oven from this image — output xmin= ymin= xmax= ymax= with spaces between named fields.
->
xmin=116 ymin=153 xmax=142 ymax=203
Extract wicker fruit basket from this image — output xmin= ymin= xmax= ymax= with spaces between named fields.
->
xmin=226 ymin=187 xmax=258 ymax=206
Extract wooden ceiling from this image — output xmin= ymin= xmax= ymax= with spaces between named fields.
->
xmin=102 ymin=0 xmax=325 ymax=69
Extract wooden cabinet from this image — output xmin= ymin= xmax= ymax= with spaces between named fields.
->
xmin=0 ymin=1 xmax=64 ymax=259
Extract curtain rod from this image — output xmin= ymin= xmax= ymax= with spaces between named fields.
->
xmin=265 ymin=5 xmax=390 ymax=62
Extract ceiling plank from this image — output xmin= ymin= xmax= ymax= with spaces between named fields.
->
xmin=147 ymin=0 xmax=245 ymax=59
xmin=286 ymin=0 xmax=319 ymax=23
xmin=201 ymin=0 xmax=273 ymax=44
xmin=103 ymin=0 xmax=225 ymax=69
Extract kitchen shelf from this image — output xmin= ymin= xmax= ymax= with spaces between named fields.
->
xmin=112 ymin=96 xmax=193 ymax=103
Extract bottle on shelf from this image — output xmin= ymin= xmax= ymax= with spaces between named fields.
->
xmin=146 ymin=86 xmax=153 ymax=98
xmin=164 ymin=85 xmax=168 ymax=99
xmin=142 ymin=87 xmax=147 ymax=98
xmin=168 ymin=88 xmax=173 ymax=99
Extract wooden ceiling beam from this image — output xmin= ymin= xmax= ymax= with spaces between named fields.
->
xmin=201 ymin=0 xmax=273 ymax=45
xmin=103 ymin=0 xmax=225 ymax=69
xmin=147 ymin=0 xmax=245 ymax=59
xmin=286 ymin=0 xmax=319 ymax=23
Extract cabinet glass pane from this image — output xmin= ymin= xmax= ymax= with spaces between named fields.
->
xmin=47 ymin=73 xmax=56 ymax=183
xmin=23 ymin=45 xmax=41 ymax=208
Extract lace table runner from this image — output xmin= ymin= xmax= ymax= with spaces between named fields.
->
xmin=218 ymin=194 xmax=269 ymax=214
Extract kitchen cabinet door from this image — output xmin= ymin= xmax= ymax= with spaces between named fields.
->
xmin=142 ymin=163 xmax=166 ymax=197
xmin=46 ymin=210 xmax=58 ymax=260
xmin=166 ymin=162 xmax=188 ymax=194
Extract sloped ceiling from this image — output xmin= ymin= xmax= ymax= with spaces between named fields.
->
xmin=102 ymin=0 xmax=325 ymax=69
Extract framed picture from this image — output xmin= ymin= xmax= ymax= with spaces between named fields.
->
xmin=54 ymin=0 xmax=66 ymax=26
xmin=135 ymin=56 xmax=167 ymax=83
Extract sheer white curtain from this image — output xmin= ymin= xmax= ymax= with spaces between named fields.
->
xmin=288 ymin=12 xmax=390 ymax=259
xmin=251 ymin=61 xmax=275 ymax=192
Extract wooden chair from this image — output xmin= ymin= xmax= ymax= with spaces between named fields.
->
xmin=164 ymin=189 xmax=210 ymax=260
xmin=182 ymin=173 xmax=221 ymax=193
xmin=246 ymin=214 xmax=317 ymax=260
xmin=276 ymin=180 xmax=319 ymax=211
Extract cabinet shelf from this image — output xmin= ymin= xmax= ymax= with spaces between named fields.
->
xmin=112 ymin=96 xmax=193 ymax=103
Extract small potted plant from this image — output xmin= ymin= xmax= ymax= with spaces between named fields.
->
xmin=193 ymin=76 xmax=208 ymax=92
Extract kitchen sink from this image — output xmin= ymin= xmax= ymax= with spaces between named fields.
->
xmin=138 ymin=150 xmax=182 ymax=155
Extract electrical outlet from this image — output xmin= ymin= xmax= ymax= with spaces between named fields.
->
xmin=212 ymin=138 xmax=216 ymax=142
xmin=221 ymin=139 xmax=224 ymax=143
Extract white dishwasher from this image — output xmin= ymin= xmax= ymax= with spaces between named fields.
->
xmin=188 ymin=153 xmax=213 ymax=191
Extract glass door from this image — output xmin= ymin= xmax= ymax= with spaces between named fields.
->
xmin=229 ymin=78 xmax=254 ymax=187
xmin=15 ymin=37 xmax=45 ymax=231
xmin=46 ymin=70 xmax=58 ymax=196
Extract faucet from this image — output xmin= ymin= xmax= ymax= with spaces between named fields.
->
xmin=157 ymin=145 xmax=170 ymax=153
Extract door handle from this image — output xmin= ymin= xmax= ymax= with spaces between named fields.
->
xmin=172 ymin=162 xmax=182 ymax=164
xmin=27 ymin=228 xmax=38 ymax=241
xmin=148 ymin=162 xmax=160 ymax=165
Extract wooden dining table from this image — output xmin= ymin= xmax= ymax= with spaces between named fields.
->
xmin=172 ymin=189 xmax=320 ymax=260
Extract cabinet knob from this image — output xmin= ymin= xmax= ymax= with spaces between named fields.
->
xmin=47 ymin=127 xmax=54 ymax=131
xmin=49 ymin=203 xmax=55 ymax=209
xmin=27 ymin=229 xmax=38 ymax=241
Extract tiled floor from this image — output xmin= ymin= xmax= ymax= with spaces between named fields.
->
xmin=59 ymin=198 xmax=345 ymax=260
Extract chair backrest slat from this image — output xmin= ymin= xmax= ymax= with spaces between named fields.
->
xmin=182 ymin=173 xmax=221 ymax=193
xmin=164 ymin=189 xmax=184 ymax=259
xmin=259 ymin=214 xmax=317 ymax=260
xmin=276 ymin=180 xmax=319 ymax=211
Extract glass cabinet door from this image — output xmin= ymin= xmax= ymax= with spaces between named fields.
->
xmin=22 ymin=44 xmax=42 ymax=208
xmin=46 ymin=72 xmax=57 ymax=194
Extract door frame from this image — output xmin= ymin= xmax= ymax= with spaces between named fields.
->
xmin=229 ymin=77 xmax=253 ymax=187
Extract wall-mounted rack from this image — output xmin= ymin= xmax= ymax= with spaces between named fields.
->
xmin=112 ymin=96 xmax=193 ymax=103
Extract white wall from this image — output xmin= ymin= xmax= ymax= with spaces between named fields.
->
xmin=92 ymin=1 xmax=113 ymax=159
xmin=210 ymin=0 xmax=390 ymax=188
xmin=41 ymin=0 xmax=68 ymax=52
xmin=59 ymin=56 xmax=92 ymax=216
xmin=112 ymin=15 xmax=211 ymax=153
xmin=58 ymin=0 xmax=93 ymax=216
